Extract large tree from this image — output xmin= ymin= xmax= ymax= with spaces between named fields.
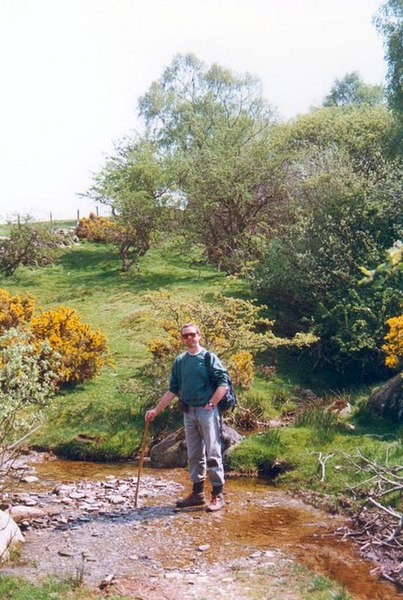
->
xmin=251 ymin=107 xmax=403 ymax=375
xmin=374 ymin=0 xmax=403 ymax=116
xmin=87 ymin=138 xmax=174 ymax=269
xmin=138 ymin=53 xmax=285 ymax=273
xmin=323 ymin=72 xmax=385 ymax=108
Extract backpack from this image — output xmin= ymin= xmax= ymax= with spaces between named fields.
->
xmin=204 ymin=351 xmax=237 ymax=413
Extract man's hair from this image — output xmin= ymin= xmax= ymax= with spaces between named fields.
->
xmin=180 ymin=323 xmax=201 ymax=335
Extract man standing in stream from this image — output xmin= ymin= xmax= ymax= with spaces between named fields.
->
xmin=145 ymin=323 xmax=228 ymax=512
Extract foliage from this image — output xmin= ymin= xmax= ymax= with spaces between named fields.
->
xmin=359 ymin=240 xmax=403 ymax=284
xmin=383 ymin=314 xmax=403 ymax=369
xmin=30 ymin=306 xmax=110 ymax=386
xmin=323 ymin=72 xmax=385 ymax=108
xmin=145 ymin=290 xmax=317 ymax=391
xmin=227 ymin=351 xmax=254 ymax=388
xmin=0 ymin=574 xmax=130 ymax=600
xmin=272 ymin=104 xmax=399 ymax=175
xmin=76 ymin=213 xmax=116 ymax=242
xmin=374 ymin=0 xmax=403 ymax=116
xmin=295 ymin=407 xmax=339 ymax=445
xmin=0 ymin=289 xmax=35 ymax=334
xmin=138 ymin=53 xmax=282 ymax=273
xmin=0 ymin=329 xmax=58 ymax=491
xmin=86 ymin=138 xmax=172 ymax=270
xmin=251 ymin=141 xmax=403 ymax=374
xmin=0 ymin=218 xmax=61 ymax=277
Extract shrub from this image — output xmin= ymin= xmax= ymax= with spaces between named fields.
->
xmin=0 ymin=289 xmax=35 ymax=334
xmin=0 ymin=329 xmax=59 ymax=478
xmin=30 ymin=306 xmax=109 ymax=385
xmin=145 ymin=291 xmax=317 ymax=392
xmin=76 ymin=213 xmax=117 ymax=242
xmin=0 ymin=218 xmax=61 ymax=276
xmin=383 ymin=314 xmax=403 ymax=370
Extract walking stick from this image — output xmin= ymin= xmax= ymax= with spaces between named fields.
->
xmin=134 ymin=419 xmax=150 ymax=508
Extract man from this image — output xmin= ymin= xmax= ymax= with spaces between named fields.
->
xmin=145 ymin=323 xmax=228 ymax=512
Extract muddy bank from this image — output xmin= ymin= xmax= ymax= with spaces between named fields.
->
xmin=2 ymin=454 xmax=401 ymax=599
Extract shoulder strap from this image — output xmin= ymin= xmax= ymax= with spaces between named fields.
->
xmin=204 ymin=351 xmax=213 ymax=377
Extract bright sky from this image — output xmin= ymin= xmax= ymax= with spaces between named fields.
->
xmin=0 ymin=0 xmax=386 ymax=222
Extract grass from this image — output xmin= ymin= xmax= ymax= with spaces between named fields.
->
xmin=0 ymin=574 xmax=130 ymax=599
xmin=1 ymin=238 xmax=399 ymax=503
xmin=0 ymin=240 xmax=236 ymax=458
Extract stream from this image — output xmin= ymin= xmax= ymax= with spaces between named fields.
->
xmin=3 ymin=455 xmax=402 ymax=599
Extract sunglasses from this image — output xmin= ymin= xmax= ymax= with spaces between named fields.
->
xmin=181 ymin=332 xmax=197 ymax=339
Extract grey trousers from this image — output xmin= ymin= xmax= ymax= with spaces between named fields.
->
xmin=183 ymin=405 xmax=225 ymax=488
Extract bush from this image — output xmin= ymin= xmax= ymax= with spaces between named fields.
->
xmin=30 ymin=306 xmax=110 ymax=386
xmin=76 ymin=213 xmax=116 ymax=242
xmin=0 ymin=218 xmax=61 ymax=277
xmin=0 ymin=289 xmax=35 ymax=334
xmin=0 ymin=329 xmax=58 ymax=482
xmin=145 ymin=291 xmax=317 ymax=392
xmin=383 ymin=314 xmax=403 ymax=370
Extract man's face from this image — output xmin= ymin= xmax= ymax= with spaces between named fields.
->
xmin=181 ymin=326 xmax=201 ymax=349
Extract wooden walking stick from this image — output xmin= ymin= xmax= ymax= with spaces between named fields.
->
xmin=134 ymin=419 xmax=150 ymax=508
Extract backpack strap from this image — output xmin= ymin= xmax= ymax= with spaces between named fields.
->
xmin=204 ymin=351 xmax=214 ymax=384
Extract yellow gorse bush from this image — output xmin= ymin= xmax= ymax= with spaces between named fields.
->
xmin=383 ymin=315 xmax=403 ymax=370
xmin=76 ymin=213 xmax=118 ymax=242
xmin=145 ymin=291 xmax=317 ymax=390
xmin=30 ymin=306 xmax=109 ymax=385
xmin=0 ymin=288 xmax=110 ymax=387
xmin=0 ymin=289 xmax=35 ymax=334
xmin=227 ymin=351 xmax=254 ymax=388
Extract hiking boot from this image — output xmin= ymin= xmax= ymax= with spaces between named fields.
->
xmin=176 ymin=481 xmax=205 ymax=508
xmin=175 ymin=491 xmax=206 ymax=508
xmin=206 ymin=493 xmax=224 ymax=512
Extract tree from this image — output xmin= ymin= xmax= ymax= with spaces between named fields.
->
xmin=0 ymin=218 xmax=61 ymax=277
xmin=374 ymin=0 xmax=403 ymax=116
xmin=138 ymin=53 xmax=283 ymax=273
xmin=323 ymin=72 xmax=385 ymax=108
xmin=87 ymin=138 xmax=172 ymax=270
xmin=251 ymin=137 xmax=403 ymax=375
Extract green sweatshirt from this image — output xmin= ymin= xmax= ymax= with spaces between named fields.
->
xmin=169 ymin=348 xmax=227 ymax=406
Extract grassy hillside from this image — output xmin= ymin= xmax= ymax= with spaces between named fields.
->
xmin=1 ymin=240 xmax=245 ymax=459
xmin=1 ymin=239 xmax=399 ymax=497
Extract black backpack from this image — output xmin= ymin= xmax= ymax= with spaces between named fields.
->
xmin=204 ymin=351 xmax=237 ymax=413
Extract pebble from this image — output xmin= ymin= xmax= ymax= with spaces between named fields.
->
xmin=22 ymin=476 xmax=39 ymax=484
xmin=197 ymin=544 xmax=210 ymax=552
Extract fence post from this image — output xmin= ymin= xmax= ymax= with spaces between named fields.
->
xmin=76 ymin=210 xmax=80 ymax=227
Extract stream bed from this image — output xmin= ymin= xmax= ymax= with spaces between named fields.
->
xmin=3 ymin=455 xmax=402 ymax=599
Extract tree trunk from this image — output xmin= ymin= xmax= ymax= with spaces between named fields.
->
xmin=366 ymin=373 xmax=403 ymax=422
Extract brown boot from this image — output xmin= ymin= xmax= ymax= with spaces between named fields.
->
xmin=206 ymin=486 xmax=225 ymax=512
xmin=176 ymin=482 xmax=205 ymax=508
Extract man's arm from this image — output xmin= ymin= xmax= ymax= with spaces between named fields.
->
xmin=204 ymin=385 xmax=228 ymax=410
xmin=145 ymin=391 xmax=176 ymax=422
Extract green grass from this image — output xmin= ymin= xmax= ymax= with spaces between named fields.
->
xmin=1 ymin=238 xmax=397 ymax=497
xmin=1 ymin=241 xmax=235 ymax=458
xmin=0 ymin=574 xmax=130 ymax=599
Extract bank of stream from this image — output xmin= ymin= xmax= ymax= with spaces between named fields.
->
xmin=3 ymin=455 xmax=402 ymax=600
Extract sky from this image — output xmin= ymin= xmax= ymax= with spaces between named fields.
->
xmin=0 ymin=0 xmax=387 ymax=223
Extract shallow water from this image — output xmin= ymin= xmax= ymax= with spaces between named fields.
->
xmin=22 ymin=457 xmax=402 ymax=599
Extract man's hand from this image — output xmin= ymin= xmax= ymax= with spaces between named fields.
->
xmin=145 ymin=409 xmax=158 ymax=422
xmin=203 ymin=402 xmax=214 ymax=411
